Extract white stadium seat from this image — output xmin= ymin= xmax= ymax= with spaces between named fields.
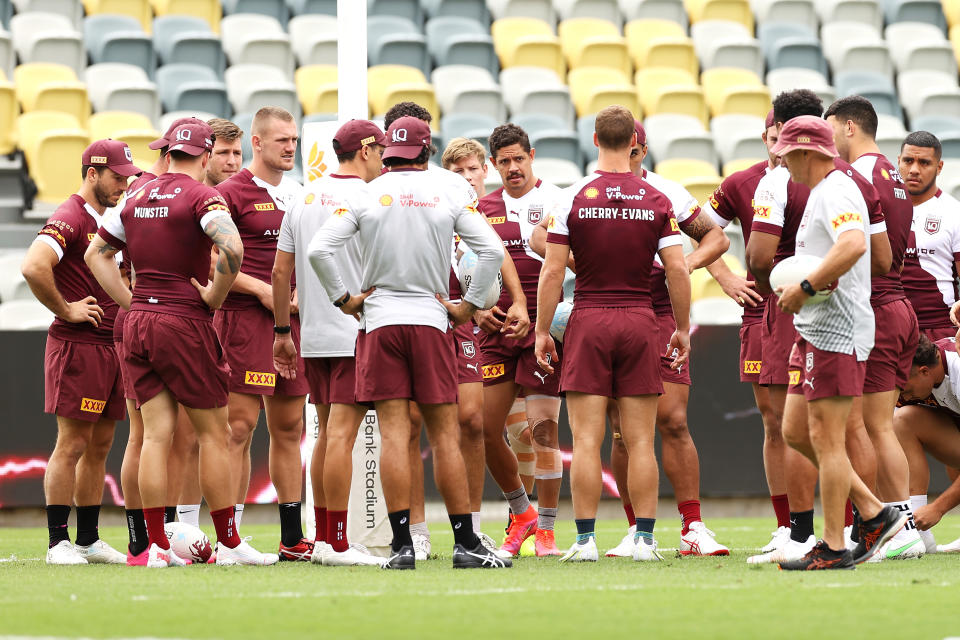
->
xmin=0 ymin=299 xmax=54 ymax=329
xmin=431 ymin=64 xmax=507 ymax=121
xmin=224 ymin=63 xmax=301 ymax=119
xmin=84 ymin=62 xmax=161 ymax=126
xmin=220 ymin=13 xmax=295 ymax=78
xmin=9 ymin=11 xmax=84 ymax=74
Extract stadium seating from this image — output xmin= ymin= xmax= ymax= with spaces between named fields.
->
xmin=499 ymin=66 xmax=575 ymax=127
xmin=624 ymin=18 xmax=697 ymax=75
xmin=635 ymin=66 xmax=707 ymax=124
xmin=367 ymin=64 xmax=436 ymax=121
xmin=425 ymin=16 xmax=499 ymax=75
xmin=222 ymin=0 xmax=290 ymax=25
xmin=722 ymin=156 xmax=762 ymax=175
xmin=157 ymin=63 xmax=230 ymax=118
xmin=883 ymin=0 xmax=947 ymax=32
xmin=88 ymin=111 xmax=160 ymax=169
xmin=13 ymin=0 xmax=82 ymax=26
xmin=513 ymin=112 xmax=582 ymax=165
xmin=153 ymin=15 xmax=225 ymax=76
xmin=83 ymin=0 xmax=153 ymax=31
xmin=821 ymin=21 xmax=893 ymax=79
xmin=225 ymin=63 xmax=300 ymax=118
xmin=150 ymin=0 xmax=222 ymax=33
xmin=287 ymin=14 xmax=337 ymax=66
xmin=766 ymin=67 xmax=836 ymax=106
xmin=531 ymin=156 xmax=583 ymax=186
xmin=17 ymin=111 xmax=89 ymax=203
xmin=760 ymin=22 xmax=830 ymax=75
xmin=432 ymin=64 xmax=506 ymax=121
xmin=9 ymin=12 xmax=84 ymax=74
xmin=885 ymin=22 xmax=957 ymax=75
xmin=835 ymin=70 xmax=902 ymax=118
xmin=691 ymin=20 xmax=763 ymax=75
xmin=221 ymin=13 xmax=295 ymax=78
xmin=367 ymin=15 xmax=431 ymax=75
xmin=491 ymin=16 xmax=565 ymax=76
xmin=158 ymin=109 xmax=218 ymax=132
xmin=558 ymin=17 xmax=631 ymax=75
xmin=702 ymin=68 xmax=771 ymax=118
xmin=423 ymin=0 xmax=490 ymax=22
xmin=0 ymin=78 xmax=14 ymax=155
xmin=0 ymin=298 xmax=54 ymax=329
xmin=753 ymin=0 xmax=818 ymax=30
xmin=568 ymin=66 xmax=639 ymax=117
xmin=911 ymin=115 xmax=960 ymax=138
xmin=556 ymin=0 xmax=623 ymax=24
xmin=440 ymin=112 xmax=499 ymax=149
xmin=84 ymin=14 xmax=155 ymax=78
xmin=369 ymin=0 xmax=425 ymax=26
xmin=685 ymin=0 xmax=754 ymax=30
xmin=711 ymin=113 xmax=766 ymax=162
xmin=0 ymin=248 xmax=28 ymax=302
xmin=488 ymin=0 xmax=557 ymax=24
xmin=85 ymin=62 xmax=161 ymax=125
xmin=0 ymin=27 xmax=12 ymax=78
xmin=815 ymin=0 xmax=883 ymax=29
xmin=295 ymin=64 xmax=337 ymax=115
xmin=898 ymin=69 xmax=960 ymax=122
xmin=13 ymin=62 xmax=90 ymax=124
xmin=620 ymin=0 xmax=688 ymax=26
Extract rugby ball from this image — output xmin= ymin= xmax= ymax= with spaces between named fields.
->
xmin=457 ymin=250 xmax=502 ymax=310
xmin=165 ymin=521 xmax=213 ymax=563
xmin=769 ymin=254 xmax=836 ymax=306
xmin=550 ymin=300 xmax=573 ymax=342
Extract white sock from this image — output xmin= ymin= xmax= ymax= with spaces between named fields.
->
xmin=409 ymin=521 xmax=429 ymax=538
xmin=910 ymin=495 xmax=937 ymax=551
xmin=177 ymin=504 xmax=201 ymax=528
xmin=471 ymin=511 xmax=481 ymax=534
xmin=910 ymin=494 xmax=928 ymax=510
xmin=235 ymin=504 xmax=244 ymax=528
xmin=885 ymin=500 xmax=915 ymax=532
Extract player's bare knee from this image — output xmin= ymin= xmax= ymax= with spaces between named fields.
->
xmin=655 ymin=410 xmax=689 ymax=441
xmin=459 ymin=410 xmax=483 ymax=441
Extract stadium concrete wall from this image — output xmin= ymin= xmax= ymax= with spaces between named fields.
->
xmin=0 ymin=327 xmax=951 ymax=507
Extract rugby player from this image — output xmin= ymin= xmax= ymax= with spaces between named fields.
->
xmin=203 ymin=118 xmax=244 ymax=188
xmin=770 ymin=115 xmax=905 ymax=569
xmin=701 ymin=111 xmax=790 ymax=547
xmin=272 ymin=119 xmax=385 ymax=566
xmin=479 ymin=123 xmax=565 ymax=557
xmin=536 ymin=105 xmax=690 ymax=562
xmin=215 ymin=107 xmax=311 ymax=559
xmin=86 ymin=120 xmax=277 ymax=566
xmin=896 ymin=336 xmax=960 ymax=552
xmin=600 ymin=120 xmax=731 ymax=557
xmin=825 ymin=97 xmax=923 ymax=559
xmin=22 ymin=140 xmax=139 ymax=565
xmin=309 ymin=116 xmax=509 ymax=569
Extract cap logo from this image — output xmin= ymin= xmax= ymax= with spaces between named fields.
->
xmin=360 ymin=135 xmax=376 ymax=146
xmin=124 ymin=148 xmax=133 ymax=162
xmin=90 ymin=155 xmax=107 ymax=164
xmin=392 ymin=128 xmax=408 ymax=143
xmin=797 ymin=136 xmax=811 ymax=143
xmin=175 ymin=129 xmax=192 ymax=141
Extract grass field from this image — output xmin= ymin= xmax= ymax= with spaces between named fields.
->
xmin=2 ymin=516 xmax=960 ymax=640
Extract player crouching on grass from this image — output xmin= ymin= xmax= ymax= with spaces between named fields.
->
xmin=85 ymin=121 xmax=277 ymax=567
xmin=772 ymin=115 xmax=906 ymax=570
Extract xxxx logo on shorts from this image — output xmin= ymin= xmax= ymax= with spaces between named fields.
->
xmin=788 ymin=370 xmax=801 ymax=386
xmin=743 ymin=360 xmax=761 ymax=375
xmin=253 ymin=203 xmax=276 ymax=211
xmin=482 ymin=363 xmax=505 ymax=379
xmin=830 ymin=212 xmax=862 ymax=229
xmin=80 ymin=397 xmax=106 ymax=413
xmin=244 ymin=371 xmax=276 ymax=387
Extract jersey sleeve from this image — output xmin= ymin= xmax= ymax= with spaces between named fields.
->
xmin=546 ymin=187 xmax=575 ymax=244
xmin=658 ymin=200 xmax=684 ymax=251
xmin=97 ymin=204 xmax=127 ymax=250
xmin=750 ymin=171 xmax=786 ymax=237
xmin=36 ymin=207 xmax=83 ymax=261
xmin=194 ymin=186 xmax=232 ymax=229
xmin=307 ymin=196 xmax=361 ymax=302
xmin=950 ymin=208 xmax=960 ymax=263
xmin=453 ymin=189 xmax=505 ymax=308
xmin=674 ymin=187 xmax=701 ymax=226
xmin=277 ymin=198 xmax=300 ymax=253
xmin=704 ymin=179 xmax=734 ymax=228
xmin=822 ymin=185 xmax=868 ymax=242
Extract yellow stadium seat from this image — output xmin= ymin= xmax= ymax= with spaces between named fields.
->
xmin=83 ymin=0 xmax=153 ymax=32
xmin=635 ymin=67 xmax=705 ymax=123
xmin=685 ymin=0 xmax=754 ymax=31
xmin=682 ymin=175 xmax=724 ymax=203
xmin=559 ymin=18 xmax=631 ymax=76
xmin=151 ymin=0 xmax=221 ymax=33
xmin=296 ymin=65 xmax=338 ymax=115
xmin=637 ymin=37 xmax=699 ymax=77
xmin=624 ymin=19 xmax=686 ymax=66
xmin=367 ymin=65 xmax=432 ymax=121
xmin=491 ymin=17 xmax=565 ymax=76
xmin=950 ymin=25 xmax=960 ymax=65
xmin=947 ymin=0 xmax=960 ymax=28
xmin=88 ymin=111 xmax=160 ymax=169
xmin=14 ymin=63 xmax=90 ymax=125
xmin=722 ymin=157 xmax=764 ymax=176
xmin=17 ymin=111 xmax=90 ymax=204
xmin=115 ymin=131 xmax=161 ymax=170
xmin=690 ymin=267 xmax=727 ymax=301
xmin=492 ymin=17 xmax=554 ymax=58
xmin=701 ymin=67 xmax=762 ymax=111
xmin=568 ymin=66 xmax=640 ymax=117
xmin=654 ymin=157 xmax=719 ymax=182
xmin=711 ymin=86 xmax=771 ymax=118
xmin=0 ymin=82 xmax=17 ymax=155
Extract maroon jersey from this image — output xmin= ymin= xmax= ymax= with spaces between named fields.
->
xmin=112 ymin=171 xmax=157 ymax=342
xmin=851 ymin=153 xmax=911 ymax=306
xmin=98 ymin=172 xmax=231 ymax=321
xmin=217 ymin=168 xmax=301 ymax=310
xmin=35 ymin=194 xmax=118 ymax=345
xmin=546 ymin=171 xmax=681 ymax=308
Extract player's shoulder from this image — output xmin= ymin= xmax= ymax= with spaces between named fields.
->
xmin=216 ymin=168 xmax=253 ymax=195
xmin=822 ymin=169 xmax=867 ymax=205
xmin=534 ymin=178 xmax=563 ymax=199
xmin=725 ymin=160 xmax=768 ymax=188
xmin=756 ymin=165 xmax=789 ymax=196
xmin=642 ymin=170 xmax=691 ymax=207
xmin=49 ymin=194 xmax=86 ymax=223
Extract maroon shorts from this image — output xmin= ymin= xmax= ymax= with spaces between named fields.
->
xmin=787 ymin=336 xmax=866 ymax=401
xmin=760 ymin=296 xmax=797 ymax=386
xmin=123 ymin=310 xmax=229 ymax=409
xmin=355 ymin=325 xmax=458 ymax=404
xmin=864 ymin=298 xmax=919 ymax=393
xmin=44 ymin=336 xmax=125 ymax=422
xmin=739 ymin=320 xmax=763 ymax=383
xmin=656 ymin=312 xmax=691 ymax=386
xmin=213 ymin=307 xmax=309 ymax=397
xmin=304 ymin=356 xmax=360 ymax=406
xmin=561 ymin=306 xmax=663 ymax=397
xmin=921 ymin=327 xmax=957 ymax=342
xmin=454 ymin=322 xmax=482 ymax=384
xmin=114 ymin=338 xmax=136 ymax=401
xmin=479 ymin=327 xmax=561 ymax=395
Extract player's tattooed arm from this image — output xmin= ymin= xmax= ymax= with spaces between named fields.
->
xmin=682 ymin=214 xmax=729 ymax=272
xmin=84 ymin=235 xmax=131 ymax=311
xmin=193 ymin=215 xmax=244 ymax=310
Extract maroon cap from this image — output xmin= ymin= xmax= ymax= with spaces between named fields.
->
xmin=764 ymin=109 xmax=775 ymax=129
xmin=148 ymin=116 xmax=209 ymax=150
xmin=383 ymin=116 xmax=431 ymax=160
xmin=167 ymin=121 xmax=215 ymax=156
xmin=333 ymin=119 xmax=387 ymax=153
xmin=82 ymin=139 xmax=142 ymax=177
xmin=771 ymin=115 xmax=838 ymax=158
xmin=634 ymin=119 xmax=646 ymax=146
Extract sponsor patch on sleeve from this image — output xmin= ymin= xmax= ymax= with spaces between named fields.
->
xmin=830 ymin=212 xmax=862 ymax=229
xmin=670 ymin=218 xmax=680 ymax=232
xmin=39 ymin=227 xmax=67 ymax=249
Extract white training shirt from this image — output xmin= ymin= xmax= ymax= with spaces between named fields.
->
xmin=902 ymin=190 xmax=960 ymax=328
xmin=931 ymin=338 xmax=960 ymax=415
xmin=278 ymin=174 xmax=365 ymax=358
xmin=793 ymin=169 xmax=875 ymax=360
xmin=644 ymin=169 xmax=699 ymax=268
xmin=308 ymin=167 xmax=505 ymax=332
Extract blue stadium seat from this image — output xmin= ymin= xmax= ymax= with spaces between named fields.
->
xmin=758 ymin=22 xmax=815 ymax=57
xmin=367 ymin=15 xmax=431 ymax=75
xmin=423 ymin=0 xmax=491 ymax=23
xmin=156 ymin=63 xmax=230 ymax=117
xmin=512 ymin=113 xmax=570 ymax=135
xmin=761 ymin=23 xmax=829 ymax=75
xmin=153 ymin=16 xmax=224 ymax=77
xmin=911 ymin=115 xmax=960 ymax=137
xmin=426 ymin=16 xmax=499 ymax=75
xmin=0 ymin=0 xmax=10 ymax=29
xmin=513 ymin=113 xmax=581 ymax=167
xmin=883 ymin=0 xmax=947 ymax=32
xmin=368 ymin=0 xmax=424 ymax=26
xmin=576 ymin=113 xmax=598 ymax=162
xmin=222 ymin=0 xmax=290 ymax=26
xmin=84 ymin=14 xmax=155 ymax=78
xmin=439 ymin=112 xmax=499 ymax=142
xmin=939 ymin=133 xmax=960 ymax=158
xmin=834 ymin=70 xmax=902 ymax=118
xmin=286 ymin=0 xmax=335 ymax=14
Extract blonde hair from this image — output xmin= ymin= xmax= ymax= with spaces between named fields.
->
xmin=251 ymin=106 xmax=295 ymax=136
xmin=207 ymin=118 xmax=243 ymax=142
xmin=441 ymin=137 xmax=487 ymax=169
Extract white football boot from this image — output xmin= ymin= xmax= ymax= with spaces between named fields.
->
xmin=937 ymin=535 xmax=960 ymax=553
xmin=605 ymin=525 xmax=637 ymax=557
xmin=881 ymin=527 xmax=924 ymax=560
xmin=45 ymin=540 xmax=87 ymax=565
xmin=559 ymin=536 xmax=599 ymax=563
xmin=310 ymin=541 xmax=331 ymax=564
xmin=74 ymin=539 xmax=126 ymax=564
xmin=323 ymin=545 xmax=382 ymax=566
xmin=412 ymin=533 xmax=431 ymax=561
xmin=747 ymin=534 xmax=815 ymax=564
xmin=146 ymin=543 xmax=189 ymax=568
xmin=632 ymin=537 xmax=664 ymax=562
xmin=216 ymin=538 xmax=279 ymax=566
xmin=760 ymin=526 xmax=791 ymax=553
xmin=679 ymin=522 xmax=730 ymax=556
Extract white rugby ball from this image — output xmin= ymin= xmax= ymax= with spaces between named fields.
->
xmin=769 ymin=254 xmax=836 ymax=306
xmin=550 ymin=300 xmax=573 ymax=342
xmin=457 ymin=250 xmax=502 ymax=310
xmin=165 ymin=521 xmax=213 ymax=563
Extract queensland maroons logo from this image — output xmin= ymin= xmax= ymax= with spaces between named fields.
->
xmin=461 ymin=341 xmax=475 ymax=358
xmin=528 ymin=205 xmax=543 ymax=224
xmin=925 ymin=216 xmax=941 ymax=235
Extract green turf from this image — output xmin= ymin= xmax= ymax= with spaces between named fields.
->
xmin=1 ymin=516 xmax=959 ymax=639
